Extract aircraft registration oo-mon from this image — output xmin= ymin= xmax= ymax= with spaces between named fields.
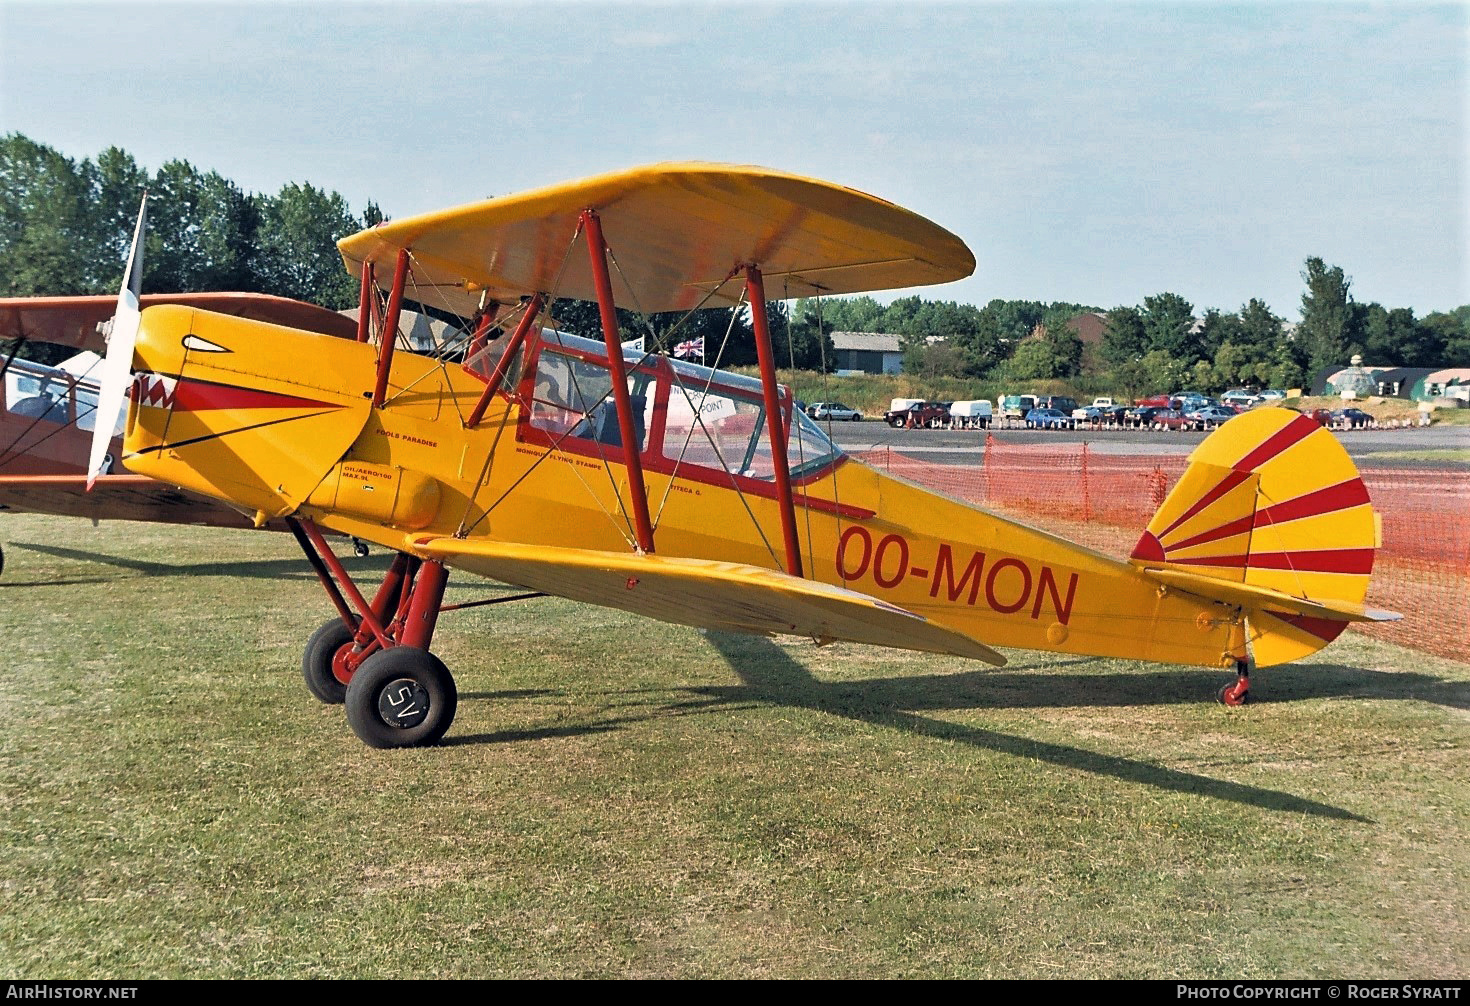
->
xmin=83 ymin=163 xmax=1399 ymax=748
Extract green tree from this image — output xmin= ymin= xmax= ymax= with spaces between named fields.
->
xmin=1297 ymin=257 xmax=1360 ymax=375
xmin=1237 ymin=298 xmax=1283 ymax=351
xmin=1194 ymin=308 xmax=1238 ymax=360
xmin=1141 ymin=292 xmax=1197 ymax=360
xmin=253 ymin=182 xmax=361 ymax=308
xmin=0 ymin=134 xmax=93 ymax=295
xmin=145 ymin=160 xmax=260 ymax=294
xmin=1001 ymin=323 xmax=1081 ymax=381
xmin=86 ymin=145 xmax=150 ymax=289
xmin=1100 ymin=305 xmax=1148 ymax=366
xmin=1421 ymin=310 xmax=1470 ymax=366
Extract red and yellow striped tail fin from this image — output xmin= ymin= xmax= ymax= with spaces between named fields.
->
xmin=1130 ymin=408 xmax=1399 ymax=667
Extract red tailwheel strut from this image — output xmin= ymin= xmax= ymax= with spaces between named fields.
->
xmin=1219 ymin=658 xmax=1252 ymax=707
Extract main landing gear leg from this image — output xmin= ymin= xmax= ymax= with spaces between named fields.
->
xmin=1218 ymin=658 xmax=1252 ymax=707
xmin=287 ymin=518 xmax=457 ymax=748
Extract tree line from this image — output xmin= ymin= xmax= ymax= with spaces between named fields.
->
xmin=3 ymin=134 xmax=1465 ymax=390
xmin=1 ymin=134 xmax=376 ymax=314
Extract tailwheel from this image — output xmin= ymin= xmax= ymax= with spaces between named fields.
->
xmin=1217 ymin=659 xmax=1252 ymax=707
xmin=345 ymin=646 xmax=457 ymax=749
xmin=301 ymin=617 xmax=361 ymax=705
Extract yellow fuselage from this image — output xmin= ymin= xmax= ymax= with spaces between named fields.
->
xmin=125 ymin=305 xmax=1247 ymax=670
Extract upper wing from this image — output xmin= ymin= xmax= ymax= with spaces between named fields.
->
xmin=410 ymin=536 xmax=1006 ymax=666
xmin=0 ymin=292 xmax=359 ymax=352
xmin=338 ymin=162 xmax=976 ymax=317
xmin=0 ymin=474 xmax=262 ymax=528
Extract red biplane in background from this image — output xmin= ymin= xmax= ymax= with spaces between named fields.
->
xmin=75 ymin=163 xmax=1397 ymax=749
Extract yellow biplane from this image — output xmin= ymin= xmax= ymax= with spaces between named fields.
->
xmin=85 ymin=164 xmax=1398 ymax=748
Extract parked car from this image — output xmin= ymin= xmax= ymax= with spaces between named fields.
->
xmin=884 ymin=400 xmax=948 ymax=429
xmin=1034 ymin=395 xmax=1079 ymax=415
xmin=1189 ymin=405 xmax=1238 ymax=429
xmin=1220 ymin=389 xmax=1260 ymax=408
xmin=1257 ymin=389 xmax=1287 ymax=402
xmin=1101 ymin=404 xmax=1132 ymax=424
xmin=1153 ymin=408 xmax=1194 ymax=431
xmin=1125 ymin=405 xmax=1164 ymax=427
xmin=1171 ymin=391 xmax=1213 ymax=411
xmin=1307 ymin=408 xmax=1333 ymax=426
xmin=1071 ymin=405 xmax=1105 ymax=424
xmin=1026 ymin=407 xmax=1072 ymax=429
xmin=1331 ymin=407 xmax=1374 ymax=429
xmin=1134 ymin=394 xmax=1173 ymax=409
xmin=808 ymin=402 xmax=862 ymax=422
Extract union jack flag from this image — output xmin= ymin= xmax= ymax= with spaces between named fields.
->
xmin=673 ymin=337 xmax=704 ymax=360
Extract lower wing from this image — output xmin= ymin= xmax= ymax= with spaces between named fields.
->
xmin=0 ymin=473 xmax=262 ymax=528
xmin=410 ymin=536 xmax=1007 ymax=666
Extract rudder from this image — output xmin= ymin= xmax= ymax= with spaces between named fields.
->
xmin=1129 ymin=409 xmax=1393 ymax=667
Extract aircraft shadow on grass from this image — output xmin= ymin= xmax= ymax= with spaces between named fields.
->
xmin=689 ymin=632 xmax=1378 ymax=822
xmin=445 ymin=628 xmax=1462 ymax=819
xmin=0 ymin=540 xmax=470 ymax=584
xmin=441 ymin=629 xmax=1466 ymax=820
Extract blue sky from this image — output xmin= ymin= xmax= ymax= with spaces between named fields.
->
xmin=1 ymin=1 xmax=1465 ymax=320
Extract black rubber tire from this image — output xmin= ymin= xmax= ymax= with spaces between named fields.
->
xmin=345 ymin=647 xmax=457 ymax=749
xmin=302 ymin=618 xmax=359 ymax=704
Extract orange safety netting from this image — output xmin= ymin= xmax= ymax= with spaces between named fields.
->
xmin=853 ymin=439 xmax=1469 ymax=661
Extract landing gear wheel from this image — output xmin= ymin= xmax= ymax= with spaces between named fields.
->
xmin=1217 ymin=657 xmax=1254 ymax=707
xmin=345 ymin=647 xmax=457 ymax=749
xmin=302 ymin=618 xmax=358 ymax=705
xmin=1217 ymin=675 xmax=1251 ymax=707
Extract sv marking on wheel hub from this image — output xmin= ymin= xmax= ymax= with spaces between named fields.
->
xmin=378 ymin=677 xmax=430 ymax=728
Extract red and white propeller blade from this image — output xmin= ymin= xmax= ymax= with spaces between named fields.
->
xmin=86 ymin=195 xmax=147 ymax=491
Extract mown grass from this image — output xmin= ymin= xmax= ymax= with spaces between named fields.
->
xmin=1 ymin=514 xmax=1466 ymax=978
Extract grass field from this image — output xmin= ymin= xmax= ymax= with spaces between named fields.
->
xmin=1 ymin=513 xmax=1466 ymax=979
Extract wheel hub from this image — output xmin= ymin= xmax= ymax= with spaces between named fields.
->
xmin=377 ymin=677 xmax=431 ymax=728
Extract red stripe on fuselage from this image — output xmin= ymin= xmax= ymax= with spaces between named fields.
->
xmin=171 ymin=377 xmax=339 ymax=412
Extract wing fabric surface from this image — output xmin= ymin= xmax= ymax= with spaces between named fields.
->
xmin=338 ymin=163 xmax=977 ymax=317
xmin=410 ymin=536 xmax=1006 ymax=666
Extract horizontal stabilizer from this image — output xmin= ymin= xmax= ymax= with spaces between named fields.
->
xmin=409 ymin=536 xmax=1006 ymax=666
xmin=1138 ymin=565 xmax=1402 ymax=624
